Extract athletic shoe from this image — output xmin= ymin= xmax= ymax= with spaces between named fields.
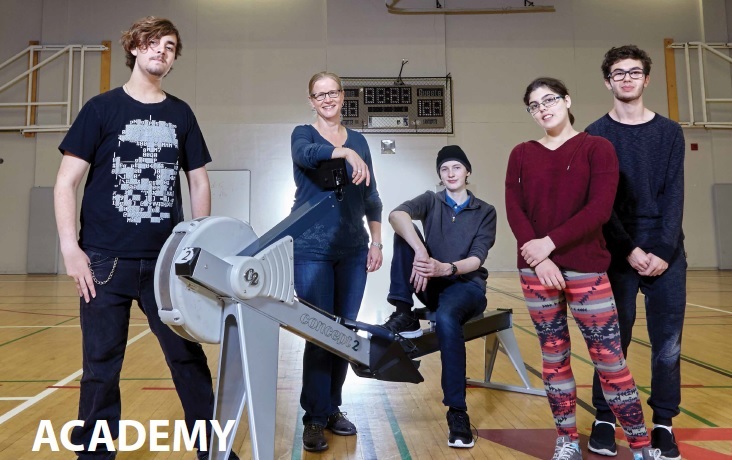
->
xmin=588 ymin=420 xmax=618 ymax=456
xmin=302 ymin=423 xmax=328 ymax=452
xmin=552 ymin=435 xmax=582 ymax=460
xmin=326 ymin=411 xmax=357 ymax=435
xmin=633 ymin=446 xmax=663 ymax=459
xmin=446 ymin=408 xmax=474 ymax=448
xmin=651 ymin=426 xmax=681 ymax=460
xmin=382 ymin=312 xmax=423 ymax=338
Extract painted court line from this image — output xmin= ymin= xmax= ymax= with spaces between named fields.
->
xmin=0 ymin=397 xmax=32 ymax=401
xmin=0 ymin=328 xmax=151 ymax=426
xmin=686 ymin=302 xmax=732 ymax=315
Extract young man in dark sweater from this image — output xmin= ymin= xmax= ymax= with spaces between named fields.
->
xmin=585 ymin=45 xmax=686 ymax=460
xmin=381 ymin=146 xmax=497 ymax=449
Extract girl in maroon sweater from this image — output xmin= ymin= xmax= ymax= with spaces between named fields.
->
xmin=505 ymin=78 xmax=659 ymax=460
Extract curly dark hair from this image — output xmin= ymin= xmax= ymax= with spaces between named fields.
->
xmin=120 ymin=16 xmax=182 ymax=71
xmin=601 ymin=45 xmax=652 ymax=80
xmin=523 ymin=77 xmax=575 ymax=125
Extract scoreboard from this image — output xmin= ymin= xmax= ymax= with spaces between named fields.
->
xmin=339 ymin=77 xmax=453 ymax=134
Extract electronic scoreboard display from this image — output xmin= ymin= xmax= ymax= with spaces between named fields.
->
xmin=339 ymin=77 xmax=453 ymax=134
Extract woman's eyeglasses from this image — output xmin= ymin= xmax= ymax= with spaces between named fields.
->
xmin=311 ymin=89 xmax=343 ymax=101
xmin=526 ymin=95 xmax=563 ymax=114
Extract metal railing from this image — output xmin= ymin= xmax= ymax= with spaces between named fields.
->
xmin=0 ymin=43 xmax=109 ymax=134
xmin=668 ymin=41 xmax=732 ymax=129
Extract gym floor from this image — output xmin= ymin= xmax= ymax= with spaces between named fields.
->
xmin=0 ymin=271 xmax=730 ymax=459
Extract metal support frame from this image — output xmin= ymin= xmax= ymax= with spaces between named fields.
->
xmin=667 ymin=40 xmax=732 ymax=129
xmin=0 ymin=43 xmax=109 ymax=134
xmin=415 ymin=309 xmax=545 ymax=396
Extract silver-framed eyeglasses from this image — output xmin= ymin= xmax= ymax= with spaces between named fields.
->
xmin=526 ymin=95 xmax=563 ymax=114
xmin=608 ymin=68 xmax=645 ymax=82
xmin=311 ymin=89 xmax=343 ymax=101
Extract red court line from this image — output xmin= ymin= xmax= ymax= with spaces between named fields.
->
xmin=142 ymin=387 xmax=176 ymax=391
xmin=47 ymin=385 xmax=80 ymax=389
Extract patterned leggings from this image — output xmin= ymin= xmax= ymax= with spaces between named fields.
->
xmin=520 ymin=269 xmax=650 ymax=449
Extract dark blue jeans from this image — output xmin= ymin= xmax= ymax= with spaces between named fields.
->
xmin=72 ymin=249 xmax=215 ymax=459
xmin=387 ymin=233 xmax=487 ymax=411
xmin=294 ymin=247 xmax=368 ymax=426
xmin=592 ymin=246 xmax=687 ymax=426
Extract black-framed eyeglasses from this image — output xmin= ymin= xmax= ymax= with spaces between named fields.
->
xmin=608 ymin=68 xmax=645 ymax=82
xmin=311 ymin=89 xmax=342 ymax=101
xmin=526 ymin=95 xmax=563 ymax=114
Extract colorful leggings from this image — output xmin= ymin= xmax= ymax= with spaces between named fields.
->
xmin=520 ymin=269 xmax=649 ymax=449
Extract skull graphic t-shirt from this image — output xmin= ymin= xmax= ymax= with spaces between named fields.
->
xmin=59 ymin=87 xmax=212 ymax=258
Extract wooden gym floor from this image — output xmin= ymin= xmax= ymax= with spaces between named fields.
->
xmin=0 ymin=271 xmax=730 ymax=459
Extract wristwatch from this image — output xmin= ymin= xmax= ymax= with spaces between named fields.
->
xmin=371 ymin=242 xmax=383 ymax=250
xmin=449 ymin=262 xmax=458 ymax=275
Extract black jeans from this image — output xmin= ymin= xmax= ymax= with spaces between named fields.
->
xmin=592 ymin=246 xmax=687 ymax=426
xmin=387 ymin=232 xmax=487 ymax=411
xmin=72 ymin=250 xmax=215 ymax=459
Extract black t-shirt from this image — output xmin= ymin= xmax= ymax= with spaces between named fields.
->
xmin=59 ymin=87 xmax=212 ymax=258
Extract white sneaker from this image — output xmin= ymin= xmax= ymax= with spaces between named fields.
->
xmin=552 ymin=435 xmax=582 ymax=460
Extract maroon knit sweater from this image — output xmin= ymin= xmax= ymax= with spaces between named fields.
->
xmin=505 ymin=132 xmax=619 ymax=272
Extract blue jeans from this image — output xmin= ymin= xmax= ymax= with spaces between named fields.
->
xmin=72 ymin=249 xmax=215 ymax=459
xmin=387 ymin=233 xmax=487 ymax=411
xmin=592 ymin=246 xmax=687 ymax=426
xmin=294 ymin=247 xmax=369 ymax=426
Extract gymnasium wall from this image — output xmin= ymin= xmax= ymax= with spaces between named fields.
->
xmin=0 ymin=1 xmax=729 ymax=300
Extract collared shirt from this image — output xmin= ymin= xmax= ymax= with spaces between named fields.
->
xmin=445 ymin=194 xmax=469 ymax=215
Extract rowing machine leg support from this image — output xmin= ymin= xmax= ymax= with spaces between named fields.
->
xmin=209 ymin=302 xmax=280 ymax=460
xmin=466 ymin=328 xmax=546 ymax=396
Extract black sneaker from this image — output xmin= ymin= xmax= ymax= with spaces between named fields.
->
xmin=446 ymin=408 xmax=474 ymax=448
xmin=651 ymin=426 xmax=681 ymax=460
xmin=383 ymin=312 xmax=423 ymax=338
xmin=326 ymin=411 xmax=357 ymax=436
xmin=302 ymin=423 xmax=328 ymax=452
xmin=589 ymin=420 xmax=618 ymax=456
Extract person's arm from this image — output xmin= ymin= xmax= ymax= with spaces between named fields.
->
xmin=416 ymin=204 xmax=497 ymax=277
xmin=366 ymin=220 xmax=382 ymax=272
xmin=505 ymin=144 xmax=538 ymax=248
xmin=653 ymin=125 xmax=686 ymax=263
xmin=389 ymin=209 xmax=431 ymax=292
xmin=185 ymin=166 xmax=211 ymax=218
xmin=362 ymin=144 xmax=383 ymax=272
xmin=534 ymin=258 xmax=566 ymax=290
xmin=291 ymin=126 xmax=369 ymax=185
xmin=54 ymin=153 xmax=94 ymax=302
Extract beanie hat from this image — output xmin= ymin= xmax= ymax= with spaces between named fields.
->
xmin=436 ymin=145 xmax=472 ymax=176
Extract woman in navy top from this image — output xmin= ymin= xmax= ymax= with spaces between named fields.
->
xmin=290 ymin=71 xmax=383 ymax=453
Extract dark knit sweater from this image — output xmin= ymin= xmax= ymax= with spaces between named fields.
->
xmin=585 ymin=114 xmax=685 ymax=261
xmin=505 ymin=133 xmax=619 ymax=272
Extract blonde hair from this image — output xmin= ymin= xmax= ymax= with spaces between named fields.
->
xmin=308 ymin=71 xmax=342 ymax=96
